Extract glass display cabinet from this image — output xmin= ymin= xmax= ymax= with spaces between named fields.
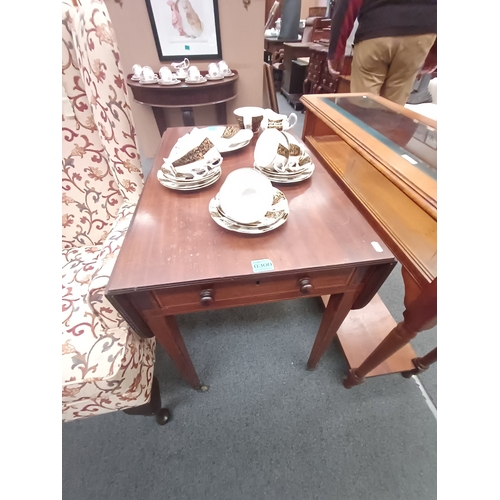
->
xmin=300 ymin=93 xmax=437 ymax=386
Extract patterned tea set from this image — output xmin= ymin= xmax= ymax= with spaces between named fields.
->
xmin=156 ymin=106 xmax=315 ymax=234
xmin=132 ymin=58 xmax=234 ymax=85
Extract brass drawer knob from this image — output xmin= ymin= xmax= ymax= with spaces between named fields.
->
xmin=200 ymin=289 xmax=214 ymax=306
xmin=298 ymin=278 xmax=313 ymax=294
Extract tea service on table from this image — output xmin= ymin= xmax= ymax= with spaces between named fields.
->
xmin=158 ymin=128 xmax=222 ymax=191
xmin=204 ymin=126 xmax=253 ymax=153
xmin=206 ymin=62 xmax=224 ymax=81
xmin=233 ymin=107 xmax=266 ymax=134
xmin=218 ymin=60 xmax=234 ymax=77
xmin=253 ymin=128 xmax=315 ymax=183
xmin=131 ymin=64 xmax=143 ymax=81
xmin=208 ymin=168 xmax=289 ymax=234
xmin=139 ymin=66 xmax=159 ymax=84
xmin=171 ymin=58 xmax=190 ymax=79
xmin=158 ymin=66 xmax=180 ymax=85
xmin=185 ymin=66 xmax=207 ymax=84
xmin=261 ymin=109 xmax=298 ymax=132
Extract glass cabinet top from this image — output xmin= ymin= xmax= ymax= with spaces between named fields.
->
xmin=322 ymin=95 xmax=437 ymax=179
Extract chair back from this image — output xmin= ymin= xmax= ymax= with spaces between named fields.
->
xmin=62 ymin=0 xmax=143 ymax=249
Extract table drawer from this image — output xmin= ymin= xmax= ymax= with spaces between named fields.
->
xmin=150 ymin=268 xmax=356 ymax=314
xmin=320 ymin=76 xmax=339 ymax=92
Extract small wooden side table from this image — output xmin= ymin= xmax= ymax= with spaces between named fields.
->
xmin=126 ymin=71 xmax=239 ymax=136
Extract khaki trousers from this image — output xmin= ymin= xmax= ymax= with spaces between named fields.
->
xmin=351 ymin=34 xmax=437 ymax=105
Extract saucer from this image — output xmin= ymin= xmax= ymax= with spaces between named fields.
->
xmin=254 ymin=155 xmax=315 ymax=183
xmin=139 ymin=78 xmax=158 ymax=85
xmin=222 ymin=71 xmax=235 ymax=77
xmin=209 ymin=188 xmax=289 ymax=234
xmin=206 ymin=75 xmax=224 ymax=81
xmin=175 ymin=73 xmax=187 ymax=80
xmin=204 ymin=126 xmax=253 ymax=154
xmin=185 ymin=77 xmax=207 ymax=84
xmin=157 ymin=167 xmax=221 ymax=191
xmin=131 ymin=75 xmax=141 ymax=81
xmin=158 ymin=79 xmax=181 ymax=86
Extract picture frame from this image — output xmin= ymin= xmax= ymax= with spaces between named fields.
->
xmin=145 ymin=0 xmax=223 ymax=61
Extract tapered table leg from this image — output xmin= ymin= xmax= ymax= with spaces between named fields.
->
xmin=343 ymin=278 xmax=437 ymax=388
xmin=152 ymin=107 xmax=167 ymax=136
xmin=307 ymin=290 xmax=358 ymax=370
xmin=401 ymin=347 xmax=437 ymax=378
xmin=148 ymin=315 xmax=202 ymax=390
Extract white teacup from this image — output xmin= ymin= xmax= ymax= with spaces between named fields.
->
xmin=132 ymin=64 xmax=142 ymax=78
xmin=282 ymin=131 xmax=306 ymax=169
xmin=254 ymin=128 xmax=290 ymax=173
xmin=187 ymin=66 xmax=203 ymax=81
xmin=262 ymin=109 xmax=298 ymax=131
xmin=233 ymin=106 xmax=265 ymax=134
xmin=159 ymin=66 xmax=173 ymax=82
xmin=218 ymin=60 xmax=231 ymax=76
xmin=163 ymin=132 xmax=222 ymax=179
xmin=219 ymin=168 xmax=274 ymax=224
xmin=208 ymin=62 xmax=221 ymax=78
xmin=141 ymin=66 xmax=158 ymax=82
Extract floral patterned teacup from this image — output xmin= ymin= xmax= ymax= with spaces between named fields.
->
xmin=218 ymin=60 xmax=231 ymax=76
xmin=208 ymin=62 xmax=221 ymax=78
xmin=159 ymin=66 xmax=174 ymax=83
xmin=132 ymin=64 xmax=142 ymax=78
xmin=141 ymin=66 xmax=158 ymax=82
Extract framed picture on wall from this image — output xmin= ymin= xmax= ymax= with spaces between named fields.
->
xmin=145 ymin=0 xmax=223 ymax=61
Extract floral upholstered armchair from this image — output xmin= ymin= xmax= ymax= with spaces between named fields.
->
xmin=62 ymin=0 xmax=169 ymax=424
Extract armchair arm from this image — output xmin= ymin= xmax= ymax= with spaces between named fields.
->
xmin=87 ymin=202 xmax=137 ymax=332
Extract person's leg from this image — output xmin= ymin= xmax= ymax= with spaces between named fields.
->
xmin=350 ymin=37 xmax=393 ymax=95
xmin=380 ymin=33 xmax=437 ymax=105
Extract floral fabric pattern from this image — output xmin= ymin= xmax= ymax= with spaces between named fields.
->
xmin=62 ymin=0 xmax=143 ymax=249
xmin=62 ymin=1 xmax=154 ymax=422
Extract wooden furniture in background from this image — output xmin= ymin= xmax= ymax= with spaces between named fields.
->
xmin=264 ymin=62 xmax=279 ymax=112
xmin=303 ymin=44 xmax=352 ymax=95
xmin=280 ymin=42 xmax=315 ymax=107
xmin=310 ymin=17 xmax=331 ymax=43
xmin=106 ymin=126 xmax=398 ymax=390
xmin=126 ymin=71 xmax=238 ymax=136
xmin=300 ymin=93 xmax=437 ymax=387
xmin=308 ymin=6 xmax=327 ymax=17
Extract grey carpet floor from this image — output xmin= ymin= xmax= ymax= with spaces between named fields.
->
xmin=62 ymin=298 xmax=436 ymax=500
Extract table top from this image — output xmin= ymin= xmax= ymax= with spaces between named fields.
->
xmin=107 ymin=127 xmax=394 ymax=294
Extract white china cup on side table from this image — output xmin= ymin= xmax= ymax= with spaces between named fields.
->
xmin=254 ymin=128 xmax=290 ymax=173
xmin=141 ymin=66 xmax=158 ymax=83
xmin=262 ymin=109 xmax=298 ymax=131
xmin=186 ymin=66 xmax=205 ymax=83
xmin=233 ymin=106 xmax=265 ymax=134
xmin=159 ymin=66 xmax=174 ymax=83
xmin=218 ymin=168 xmax=274 ymax=224
xmin=207 ymin=62 xmax=223 ymax=80
xmin=131 ymin=64 xmax=142 ymax=80
xmin=218 ymin=60 xmax=232 ymax=77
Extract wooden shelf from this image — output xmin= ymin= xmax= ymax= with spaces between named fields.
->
xmin=322 ymin=294 xmax=416 ymax=377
